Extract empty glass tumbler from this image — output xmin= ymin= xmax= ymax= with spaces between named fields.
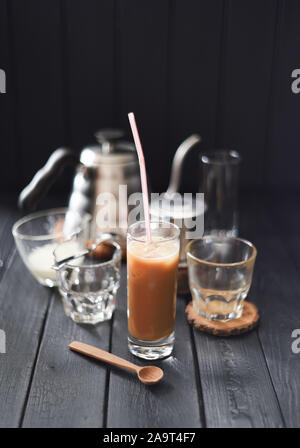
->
xmin=200 ymin=150 xmax=240 ymax=237
xmin=54 ymin=236 xmax=122 ymax=324
xmin=186 ymin=236 xmax=256 ymax=321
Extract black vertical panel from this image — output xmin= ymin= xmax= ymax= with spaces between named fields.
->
xmin=9 ymin=1 xmax=66 ymax=192
xmin=64 ymin=0 xmax=115 ymax=150
xmin=266 ymin=0 xmax=300 ymax=190
xmin=0 ymin=0 xmax=17 ymax=192
xmin=169 ymin=0 xmax=224 ymax=193
xmin=116 ymin=0 xmax=170 ymax=193
xmin=217 ymin=0 xmax=277 ymax=189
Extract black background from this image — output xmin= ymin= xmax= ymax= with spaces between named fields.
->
xmin=0 ymin=0 xmax=299 ymax=199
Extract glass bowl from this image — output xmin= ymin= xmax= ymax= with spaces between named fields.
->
xmin=12 ymin=208 xmax=90 ymax=287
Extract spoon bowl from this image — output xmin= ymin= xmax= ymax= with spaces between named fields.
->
xmin=138 ymin=366 xmax=164 ymax=385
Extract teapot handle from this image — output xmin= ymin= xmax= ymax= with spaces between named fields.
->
xmin=18 ymin=148 xmax=78 ymax=212
xmin=166 ymin=134 xmax=202 ymax=197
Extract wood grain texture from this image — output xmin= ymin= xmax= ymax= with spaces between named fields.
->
xmin=169 ymin=0 xmax=223 ymax=193
xmin=193 ymin=329 xmax=283 ymax=427
xmin=240 ymin=193 xmax=300 ymax=428
xmin=186 ymin=300 xmax=259 ymax=336
xmin=64 ymin=0 xmax=115 ymax=150
xmin=116 ymin=0 xmax=170 ymax=193
xmin=9 ymin=0 xmax=66 ymax=192
xmin=106 ymin=265 xmax=203 ymax=428
xmin=0 ymin=252 xmax=51 ymax=428
xmin=1 ymin=1 xmax=300 ymax=192
xmin=216 ymin=0 xmax=277 ymax=188
xmin=0 ymin=195 xmax=20 ymax=282
xmin=1 ymin=194 xmax=300 ymax=427
xmin=190 ymin=194 xmax=285 ymax=428
xmin=22 ymin=290 xmax=112 ymax=428
xmin=265 ymin=0 xmax=300 ymax=189
xmin=0 ymin=0 xmax=18 ymax=192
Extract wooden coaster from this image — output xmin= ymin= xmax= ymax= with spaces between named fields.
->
xmin=185 ymin=300 xmax=259 ymax=336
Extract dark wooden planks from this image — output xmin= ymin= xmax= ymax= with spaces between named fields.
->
xmin=0 ymin=195 xmax=20 ymax=331
xmin=0 ymin=0 xmax=18 ymax=192
xmin=267 ymin=194 xmax=300 ymax=275
xmin=0 ymin=195 xmax=19 ymax=281
xmin=0 ymin=251 xmax=51 ymax=427
xmin=106 ymin=266 xmax=203 ymax=428
xmin=169 ymin=0 xmax=224 ymax=193
xmin=22 ymin=290 xmax=111 ymax=428
xmin=193 ymin=330 xmax=283 ymax=427
xmin=237 ymin=193 xmax=300 ymax=427
xmin=191 ymin=194 xmax=286 ymax=428
xmin=9 ymin=0 xmax=66 ymax=191
xmin=265 ymin=0 xmax=300 ymax=189
xmin=243 ymin=193 xmax=300 ymax=428
xmin=216 ymin=0 xmax=277 ymax=189
xmin=116 ymin=0 xmax=170 ymax=193
xmin=64 ymin=0 xmax=115 ymax=150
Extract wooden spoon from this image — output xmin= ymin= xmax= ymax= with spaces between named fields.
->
xmin=68 ymin=341 xmax=164 ymax=385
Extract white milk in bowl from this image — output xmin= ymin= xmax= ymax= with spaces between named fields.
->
xmin=27 ymin=240 xmax=81 ymax=287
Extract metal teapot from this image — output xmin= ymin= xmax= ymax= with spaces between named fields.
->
xmin=18 ymin=129 xmax=201 ymax=245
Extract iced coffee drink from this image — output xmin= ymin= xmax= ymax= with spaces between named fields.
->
xmin=127 ymin=221 xmax=180 ymax=360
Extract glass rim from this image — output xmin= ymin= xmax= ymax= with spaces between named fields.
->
xmin=53 ymin=240 xmax=122 ymax=269
xmin=127 ymin=220 xmax=180 ymax=243
xmin=201 ymin=150 xmax=241 ymax=165
xmin=12 ymin=208 xmax=90 ymax=241
xmin=12 ymin=207 xmax=70 ymax=241
xmin=185 ymin=236 xmax=257 ymax=267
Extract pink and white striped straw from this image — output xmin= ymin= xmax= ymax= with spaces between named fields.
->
xmin=128 ymin=112 xmax=152 ymax=243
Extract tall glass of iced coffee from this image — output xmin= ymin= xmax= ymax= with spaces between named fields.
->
xmin=127 ymin=221 xmax=180 ymax=360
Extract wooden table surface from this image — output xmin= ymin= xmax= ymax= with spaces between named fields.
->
xmin=0 ymin=193 xmax=300 ymax=428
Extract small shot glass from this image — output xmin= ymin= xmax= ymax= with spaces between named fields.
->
xmin=186 ymin=236 xmax=256 ymax=321
xmin=54 ymin=236 xmax=122 ymax=324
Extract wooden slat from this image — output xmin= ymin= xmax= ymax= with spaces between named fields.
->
xmin=0 ymin=195 xmax=20 ymax=282
xmin=9 ymin=0 xmax=66 ymax=192
xmin=116 ymin=0 xmax=170 ymax=193
xmin=0 ymin=252 xmax=51 ymax=428
xmin=0 ymin=0 xmax=18 ymax=192
xmin=106 ymin=266 xmax=203 ymax=428
xmin=193 ymin=330 xmax=283 ymax=427
xmin=0 ymin=196 xmax=20 ymax=326
xmin=191 ymin=195 xmax=285 ymax=428
xmin=22 ymin=290 xmax=111 ymax=428
xmin=169 ymin=0 xmax=224 ymax=193
xmin=64 ymin=0 xmax=115 ymax=149
xmin=242 ymin=194 xmax=300 ymax=427
xmin=216 ymin=0 xmax=277 ymax=189
xmin=265 ymin=0 xmax=300 ymax=189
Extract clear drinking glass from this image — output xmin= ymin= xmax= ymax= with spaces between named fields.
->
xmin=54 ymin=235 xmax=122 ymax=324
xmin=12 ymin=208 xmax=90 ymax=287
xmin=186 ymin=236 xmax=256 ymax=321
xmin=200 ymin=150 xmax=241 ymax=236
xmin=127 ymin=221 xmax=180 ymax=360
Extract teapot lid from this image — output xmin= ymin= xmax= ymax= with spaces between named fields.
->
xmin=80 ymin=128 xmax=137 ymax=166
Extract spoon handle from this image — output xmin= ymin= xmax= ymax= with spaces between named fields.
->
xmin=69 ymin=341 xmax=139 ymax=373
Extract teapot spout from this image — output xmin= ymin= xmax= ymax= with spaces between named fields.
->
xmin=165 ymin=134 xmax=202 ymax=197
